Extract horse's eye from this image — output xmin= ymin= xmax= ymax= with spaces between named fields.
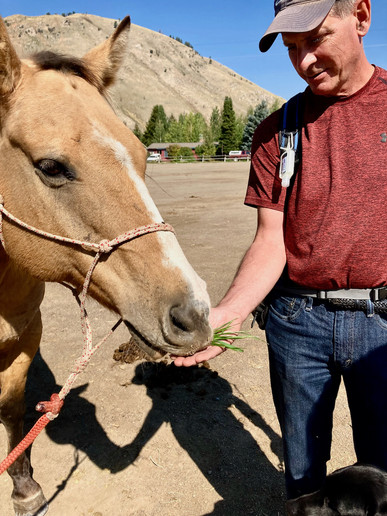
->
xmin=36 ymin=159 xmax=65 ymax=176
xmin=34 ymin=158 xmax=75 ymax=187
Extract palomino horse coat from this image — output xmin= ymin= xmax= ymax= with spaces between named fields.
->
xmin=0 ymin=16 xmax=211 ymax=515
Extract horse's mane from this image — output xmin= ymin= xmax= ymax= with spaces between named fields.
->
xmin=31 ymin=51 xmax=101 ymax=91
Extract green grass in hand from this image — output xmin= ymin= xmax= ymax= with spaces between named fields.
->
xmin=211 ymin=320 xmax=257 ymax=352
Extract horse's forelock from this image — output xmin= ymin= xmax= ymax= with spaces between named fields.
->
xmin=31 ymin=51 xmax=103 ymax=92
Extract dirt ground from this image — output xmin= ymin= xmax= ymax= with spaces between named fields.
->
xmin=0 ymin=162 xmax=356 ymax=516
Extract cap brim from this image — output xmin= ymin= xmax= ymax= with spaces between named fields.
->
xmin=259 ymin=0 xmax=335 ymax=52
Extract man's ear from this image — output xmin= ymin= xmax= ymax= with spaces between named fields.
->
xmin=0 ymin=16 xmax=22 ymax=97
xmin=82 ymin=16 xmax=131 ymax=91
xmin=355 ymin=0 xmax=371 ymax=37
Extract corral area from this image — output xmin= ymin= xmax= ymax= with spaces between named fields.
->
xmin=0 ymin=162 xmax=355 ymax=515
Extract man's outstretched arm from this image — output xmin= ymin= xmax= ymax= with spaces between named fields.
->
xmin=173 ymin=207 xmax=286 ymax=367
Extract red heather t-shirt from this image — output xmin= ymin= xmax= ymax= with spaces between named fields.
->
xmin=245 ymin=66 xmax=387 ymax=290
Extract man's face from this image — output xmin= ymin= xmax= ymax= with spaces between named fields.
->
xmin=282 ymin=9 xmax=364 ymax=96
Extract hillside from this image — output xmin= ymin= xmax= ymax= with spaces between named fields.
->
xmin=4 ymin=13 xmax=283 ymax=130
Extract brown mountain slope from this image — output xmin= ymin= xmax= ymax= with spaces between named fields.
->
xmin=4 ymin=13 xmax=283 ymax=130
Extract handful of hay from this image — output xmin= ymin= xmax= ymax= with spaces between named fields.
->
xmin=211 ymin=320 xmax=257 ymax=352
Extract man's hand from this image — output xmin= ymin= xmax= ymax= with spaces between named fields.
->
xmin=173 ymin=306 xmax=243 ymax=367
xmin=173 ymin=344 xmax=225 ymax=367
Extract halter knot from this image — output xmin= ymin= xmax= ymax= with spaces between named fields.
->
xmin=98 ymin=239 xmax=114 ymax=253
xmin=35 ymin=393 xmax=64 ymax=418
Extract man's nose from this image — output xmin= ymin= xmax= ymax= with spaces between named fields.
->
xmin=297 ymin=48 xmax=318 ymax=74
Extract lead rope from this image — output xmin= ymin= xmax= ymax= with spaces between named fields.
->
xmin=0 ymin=195 xmax=174 ymax=474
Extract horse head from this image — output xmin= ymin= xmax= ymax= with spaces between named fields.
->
xmin=0 ymin=16 xmax=212 ymax=359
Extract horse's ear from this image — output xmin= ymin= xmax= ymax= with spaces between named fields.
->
xmin=0 ymin=17 xmax=22 ymax=97
xmin=83 ymin=16 xmax=131 ymax=91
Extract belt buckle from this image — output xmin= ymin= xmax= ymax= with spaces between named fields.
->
xmin=371 ymin=287 xmax=387 ymax=302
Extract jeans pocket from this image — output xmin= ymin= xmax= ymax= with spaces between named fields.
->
xmin=375 ymin=313 xmax=387 ymax=330
xmin=270 ymin=296 xmax=306 ymax=322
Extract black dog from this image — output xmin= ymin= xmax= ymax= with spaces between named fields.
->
xmin=286 ymin=464 xmax=387 ymax=515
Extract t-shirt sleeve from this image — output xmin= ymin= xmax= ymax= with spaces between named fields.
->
xmin=244 ymin=110 xmax=287 ymax=212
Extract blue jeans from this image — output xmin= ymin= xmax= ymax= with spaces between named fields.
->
xmin=265 ymin=295 xmax=387 ymax=499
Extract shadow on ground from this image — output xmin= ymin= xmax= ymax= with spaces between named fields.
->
xmin=25 ymin=351 xmax=285 ymax=515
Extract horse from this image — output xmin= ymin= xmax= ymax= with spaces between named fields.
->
xmin=0 ymin=16 xmax=212 ymax=515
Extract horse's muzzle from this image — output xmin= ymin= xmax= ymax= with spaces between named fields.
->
xmin=123 ymin=299 xmax=212 ymax=358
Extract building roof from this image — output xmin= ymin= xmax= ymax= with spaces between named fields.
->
xmin=147 ymin=142 xmax=201 ymax=150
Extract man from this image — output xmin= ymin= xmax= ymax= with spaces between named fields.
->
xmin=174 ymin=0 xmax=387 ymax=501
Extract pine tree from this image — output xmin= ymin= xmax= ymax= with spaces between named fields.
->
xmin=142 ymin=105 xmax=168 ymax=146
xmin=217 ymin=97 xmax=238 ymax=155
xmin=132 ymin=123 xmax=143 ymax=141
xmin=241 ymin=100 xmax=270 ymax=151
xmin=154 ymin=119 xmax=166 ymax=143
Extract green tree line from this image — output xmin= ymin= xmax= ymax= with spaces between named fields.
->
xmin=135 ymin=96 xmax=283 ymax=155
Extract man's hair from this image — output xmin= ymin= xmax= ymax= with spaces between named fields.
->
xmin=331 ymin=0 xmax=357 ymax=18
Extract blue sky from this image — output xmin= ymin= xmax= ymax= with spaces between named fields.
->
xmin=2 ymin=0 xmax=387 ymax=100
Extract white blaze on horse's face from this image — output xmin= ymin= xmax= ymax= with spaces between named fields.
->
xmin=92 ymin=126 xmax=164 ymax=223
xmin=92 ymin=124 xmax=210 ymax=309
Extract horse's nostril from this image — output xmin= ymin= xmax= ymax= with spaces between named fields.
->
xmin=169 ymin=305 xmax=196 ymax=334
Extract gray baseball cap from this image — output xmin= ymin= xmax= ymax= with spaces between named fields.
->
xmin=259 ymin=0 xmax=336 ymax=52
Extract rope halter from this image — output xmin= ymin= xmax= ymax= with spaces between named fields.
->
xmin=0 ymin=194 xmax=174 ymax=415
